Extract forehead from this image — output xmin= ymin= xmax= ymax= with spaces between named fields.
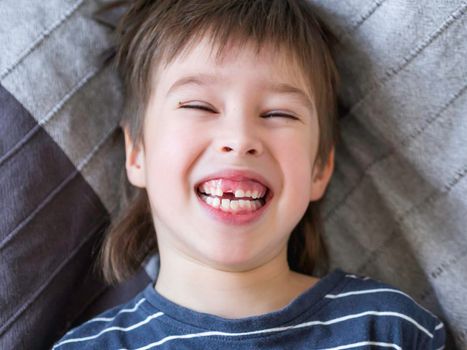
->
xmin=152 ymin=35 xmax=313 ymax=101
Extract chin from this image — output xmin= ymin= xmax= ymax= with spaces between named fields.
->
xmin=199 ymin=245 xmax=263 ymax=272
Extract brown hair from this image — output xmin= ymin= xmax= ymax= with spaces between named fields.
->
xmin=100 ymin=0 xmax=340 ymax=284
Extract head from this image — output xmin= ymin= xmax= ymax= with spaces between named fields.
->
xmin=101 ymin=0 xmax=340 ymax=283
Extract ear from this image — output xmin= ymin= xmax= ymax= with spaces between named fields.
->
xmin=310 ymin=146 xmax=335 ymax=201
xmin=123 ymin=126 xmax=146 ymax=188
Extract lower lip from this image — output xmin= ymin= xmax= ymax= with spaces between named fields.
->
xmin=196 ymin=194 xmax=272 ymax=225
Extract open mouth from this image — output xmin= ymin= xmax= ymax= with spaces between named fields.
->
xmin=196 ymin=178 xmax=271 ymax=214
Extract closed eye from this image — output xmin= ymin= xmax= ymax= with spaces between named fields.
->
xmin=262 ymin=113 xmax=299 ymax=120
xmin=179 ymin=104 xmax=216 ymax=113
xmin=180 ymin=105 xmax=299 ymax=120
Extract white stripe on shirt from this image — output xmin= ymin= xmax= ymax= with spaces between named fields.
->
xmin=325 ymin=288 xmax=438 ymax=318
xmin=53 ymin=311 xmax=164 ymax=349
xmin=120 ymin=310 xmax=432 ymax=350
xmin=325 ymin=288 xmax=410 ymax=299
xmin=62 ymin=298 xmax=148 ymax=337
xmin=320 ymin=340 xmax=402 ymax=350
xmin=345 ymin=274 xmax=370 ymax=281
xmin=86 ymin=298 xmax=147 ymax=324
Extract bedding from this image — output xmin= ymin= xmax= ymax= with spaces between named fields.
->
xmin=0 ymin=0 xmax=465 ymax=349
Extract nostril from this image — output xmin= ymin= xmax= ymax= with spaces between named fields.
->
xmin=218 ymin=145 xmax=260 ymax=155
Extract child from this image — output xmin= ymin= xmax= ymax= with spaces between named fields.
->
xmin=54 ymin=0 xmax=446 ymax=348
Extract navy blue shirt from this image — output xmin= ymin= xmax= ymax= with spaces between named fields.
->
xmin=53 ymin=269 xmax=445 ymax=349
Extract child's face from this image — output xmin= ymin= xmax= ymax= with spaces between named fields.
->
xmin=125 ymin=36 xmax=334 ymax=271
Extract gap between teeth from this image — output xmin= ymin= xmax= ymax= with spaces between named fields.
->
xmin=200 ymin=187 xmax=265 ymax=199
xmin=200 ymin=195 xmax=263 ymax=212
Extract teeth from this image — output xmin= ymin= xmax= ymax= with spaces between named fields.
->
xmin=212 ymin=197 xmax=220 ymax=208
xmin=201 ymin=195 xmax=263 ymax=213
xmin=234 ymin=189 xmax=245 ymax=198
xmin=200 ymin=186 xmax=266 ymax=198
xmin=230 ymin=200 xmax=239 ymax=211
xmin=221 ymin=199 xmax=230 ymax=210
xmin=203 ymin=186 xmax=213 ymax=196
xmin=239 ymin=199 xmax=247 ymax=209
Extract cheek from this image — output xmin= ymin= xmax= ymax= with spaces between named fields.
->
xmin=273 ymin=134 xmax=315 ymax=199
xmin=145 ymin=124 xmax=203 ymax=200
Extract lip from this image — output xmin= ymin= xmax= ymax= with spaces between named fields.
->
xmin=194 ymin=169 xmax=274 ymax=225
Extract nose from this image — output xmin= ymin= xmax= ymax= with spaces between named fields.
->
xmin=214 ymin=119 xmax=264 ymax=157
xmin=218 ymin=143 xmax=261 ymax=156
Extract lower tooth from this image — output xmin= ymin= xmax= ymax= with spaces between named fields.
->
xmin=202 ymin=195 xmax=262 ymax=212
xmin=212 ymin=197 xmax=220 ymax=208
xmin=221 ymin=199 xmax=230 ymax=211
xmin=230 ymin=200 xmax=239 ymax=211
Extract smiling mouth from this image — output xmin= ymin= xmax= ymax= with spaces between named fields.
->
xmin=195 ymin=179 xmax=271 ymax=214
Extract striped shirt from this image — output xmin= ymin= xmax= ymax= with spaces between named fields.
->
xmin=53 ymin=269 xmax=445 ymax=349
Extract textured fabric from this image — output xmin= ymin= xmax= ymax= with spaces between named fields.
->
xmin=52 ymin=269 xmax=445 ymax=350
xmin=0 ymin=1 xmax=130 ymax=349
xmin=310 ymin=2 xmax=467 ymax=348
xmin=0 ymin=1 xmax=465 ymax=349
xmin=0 ymin=82 xmax=111 ymax=349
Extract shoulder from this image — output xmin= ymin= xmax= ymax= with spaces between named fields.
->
xmin=322 ymin=270 xmax=446 ymax=349
xmin=52 ymin=285 xmax=161 ymax=350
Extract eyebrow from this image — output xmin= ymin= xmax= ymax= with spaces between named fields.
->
xmin=166 ymin=73 xmax=219 ymax=96
xmin=166 ymin=73 xmax=313 ymax=108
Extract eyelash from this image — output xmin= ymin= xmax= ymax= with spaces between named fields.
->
xmin=180 ymin=104 xmax=214 ymax=112
xmin=179 ymin=104 xmax=298 ymax=120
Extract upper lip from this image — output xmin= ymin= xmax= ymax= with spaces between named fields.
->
xmin=195 ymin=169 xmax=273 ymax=193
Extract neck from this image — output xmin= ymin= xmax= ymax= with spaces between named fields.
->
xmin=154 ymin=248 xmax=318 ymax=318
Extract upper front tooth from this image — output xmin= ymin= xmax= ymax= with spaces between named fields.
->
xmin=216 ymin=188 xmax=223 ymax=196
xmin=234 ymin=189 xmax=245 ymax=198
xmin=251 ymin=191 xmax=259 ymax=199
